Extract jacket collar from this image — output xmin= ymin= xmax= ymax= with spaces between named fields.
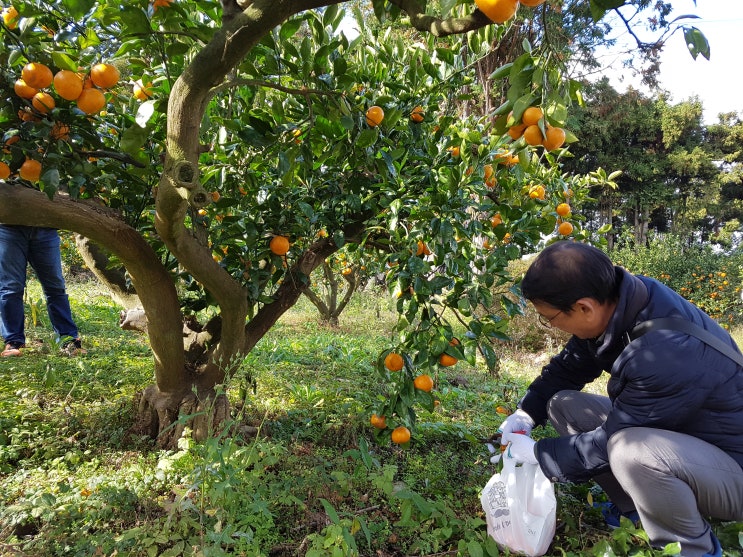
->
xmin=594 ymin=267 xmax=649 ymax=357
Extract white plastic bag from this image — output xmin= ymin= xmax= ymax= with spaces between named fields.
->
xmin=480 ymin=456 xmax=557 ymax=557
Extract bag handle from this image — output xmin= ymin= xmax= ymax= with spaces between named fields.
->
xmin=629 ymin=317 xmax=743 ymax=367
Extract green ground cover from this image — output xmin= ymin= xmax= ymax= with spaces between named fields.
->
xmin=0 ymin=278 xmax=741 ymax=556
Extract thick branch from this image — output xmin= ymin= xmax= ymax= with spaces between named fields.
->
xmin=388 ymin=0 xmax=493 ymax=36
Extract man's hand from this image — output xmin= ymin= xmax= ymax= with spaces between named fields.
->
xmin=498 ymin=408 xmax=535 ymax=445
xmin=507 ymin=434 xmax=538 ymax=465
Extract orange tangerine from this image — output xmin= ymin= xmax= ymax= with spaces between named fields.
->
xmin=19 ymin=159 xmax=42 ymax=182
xmin=365 ymin=105 xmax=384 ymax=127
xmin=475 ymin=0 xmax=519 ymax=23
xmin=269 ymin=235 xmax=290 ymax=256
xmin=543 ymin=126 xmax=566 ymax=151
xmin=31 ymin=91 xmax=55 ymax=114
xmin=90 ymin=63 xmax=120 ymax=89
xmin=384 ymin=352 xmax=404 ymax=372
xmin=522 ymin=124 xmax=544 ymax=146
xmin=413 ymin=374 xmax=434 ymax=392
xmin=53 ymin=70 xmax=84 ymax=101
xmin=133 ymin=80 xmax=153 ymax=101
xmin=14 ymin=79 xmax=38 ymax=99
xmin=22 ymin=63 xmax=53 ymax=89
xmin=558 ymin=221 xmax=574 ymax=236
xmin=76 ymin=88 xmax=106 ymax=114
xmin=438 ymin=353 xmax=458 ymax=367
xmin=522 ymin=106 xmax=544 ymax=126
xmin=556 ymin=203 xmax=571 ymax=217
xmin=391 ymin=426 xmax=411 ymax=444
xmin=370 ymin=414 xmax=387 ymax=429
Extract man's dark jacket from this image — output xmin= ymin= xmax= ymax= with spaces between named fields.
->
xmin=521 ymin=266 xmax=743 ymax=482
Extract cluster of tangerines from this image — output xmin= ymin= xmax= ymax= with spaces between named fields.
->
xmin=370 ymin=340 xmax=461 ymax=445
xmin=521 ymin=183 xmax=574 ymax=236
xmin=677 ymin=268 xmax=739 ymax=326
xmin=474 ymin=0 xmax=546 ymax=25
xmin=507 ymin=106 xmax=566 ymax=152
xmin=3 ymin=61 xmax=123 ymax=182
xmin=15 ymin=61 xmax=119 ymax=117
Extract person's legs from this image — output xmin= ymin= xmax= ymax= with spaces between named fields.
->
xmin=0 ymin=225 xmax=30 ymax=349
xmin=608 ymin=427 xmax=743 ymax=557
xmin=26 ymin=228 xmax=80 ymax=342
xmin=546 ymin=390 xmax=636 ymax=512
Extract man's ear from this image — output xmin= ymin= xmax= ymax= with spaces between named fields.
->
xmin=574 ymin=297 xmax=600 ymax=318
xmin=574 ymin=297 xmax=616 ymax=334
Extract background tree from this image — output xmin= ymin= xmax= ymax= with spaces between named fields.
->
xmin=562 ymin=78 xmax=721 ymax=246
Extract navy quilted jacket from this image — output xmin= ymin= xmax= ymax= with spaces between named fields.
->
xmin=522 ymin=267 xmax=743 ymax=482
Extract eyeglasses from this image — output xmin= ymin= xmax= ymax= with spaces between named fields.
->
xmin=538 ymin=310 xmax=563 ymax=328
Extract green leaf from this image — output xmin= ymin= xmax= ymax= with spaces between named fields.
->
xmin=683 ymin=27 xmax=710 ymax=60
xmin=322 ymin=4 xmax=341 ymax=28
xmin=467 ymin=539 xmax=484 ymax=557
xmin=50 ymin=51 xmax=78 ymax=72
xmin=439 ymin=0 xmax=457 ymax=16
xmin=61 ymin=0 xmax=96 ymax=20
xmin=332 ymin=230 xmax=345 ymax=248
xmin=489 ymin=62 xmax=513 ymax=80
xmin=356 ymin=128 xmax=378 ymax=149
xmin=588 ymin=0 xmax=625 ymax=21
xmin=279 ymin=18 xmax=303 ymax=41
xmin=484 ymin=536 xmax=501 ymax=556
xmin=319 ymin=498 xmax=340 ymax=524
xmin=120 ymin=124 xmax=150 ymax=156
xmin=115 ymin=7 xmax=152 ymax=36
xmin=40 ymin=168 xmax=60 ymax=198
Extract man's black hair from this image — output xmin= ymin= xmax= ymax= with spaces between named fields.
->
xmin=520 ymin=241 xmax=620 ymax=311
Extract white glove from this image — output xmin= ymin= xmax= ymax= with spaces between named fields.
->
xmin=506 ymin=434 xmax=538 ymax=465
xmin=486 ymin=443 xmax=502 ymax=465
xmin=498 ymin=408 xmax=535 ymax=445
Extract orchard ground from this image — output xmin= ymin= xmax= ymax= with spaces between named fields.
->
xmin=0 ymin=272 xmax=742 ymax=556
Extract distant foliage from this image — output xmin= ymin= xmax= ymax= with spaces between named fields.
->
xmin=611 ymin=234 xmax=743 ymax=327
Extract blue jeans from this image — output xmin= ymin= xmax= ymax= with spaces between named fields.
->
xmin=0 ymin=225 xmax=79 ymax=346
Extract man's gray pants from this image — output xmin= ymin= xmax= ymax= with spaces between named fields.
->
xmin=547 ymin=390 xmax=743 ymax=557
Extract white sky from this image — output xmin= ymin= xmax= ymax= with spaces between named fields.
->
xmin=597 ymin=0 xmax=743 ymax=124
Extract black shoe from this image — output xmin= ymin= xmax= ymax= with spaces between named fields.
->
xmin=61 ymin=338 xmax=87 ymax=356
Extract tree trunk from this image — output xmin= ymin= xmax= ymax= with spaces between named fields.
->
xmin=302 ymin=261 xmax=360 ymax=326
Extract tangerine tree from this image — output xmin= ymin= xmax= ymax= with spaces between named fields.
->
xmin=0 ymin=0 xmax=705 ymax=447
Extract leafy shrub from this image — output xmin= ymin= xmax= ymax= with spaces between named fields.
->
xmin=612 ymin=234 xmax=743 ymax=328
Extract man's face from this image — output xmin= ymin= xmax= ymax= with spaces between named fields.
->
xmin=532 ymin=300 xmax=612 ymax=340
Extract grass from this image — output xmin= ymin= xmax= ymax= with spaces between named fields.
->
xmin=0 ymin=277 xmax=741 ymax=556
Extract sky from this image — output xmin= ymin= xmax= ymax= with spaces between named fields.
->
xmin=597 ymin=0 xmax=743 ymax=124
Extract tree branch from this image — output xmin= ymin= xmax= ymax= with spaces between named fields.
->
xmin=387 ymin=0 xmax=493 ymax=36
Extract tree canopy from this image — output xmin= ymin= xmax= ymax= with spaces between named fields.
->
xmin=0 ymin=0 xmax=716 ymax=446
